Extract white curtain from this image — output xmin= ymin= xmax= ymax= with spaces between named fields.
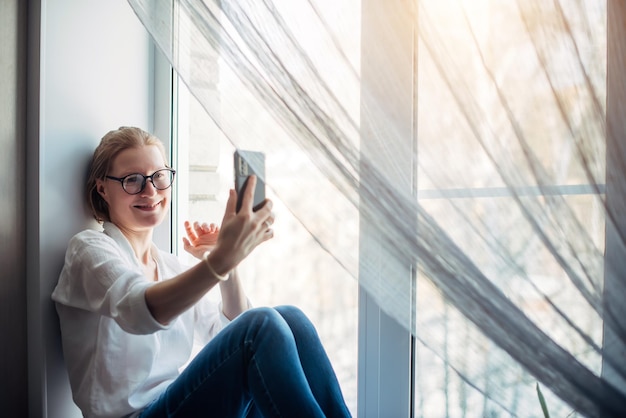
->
xmin=127 ymin=0 xmax=626 ymax=416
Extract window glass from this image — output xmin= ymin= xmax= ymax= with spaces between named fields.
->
xmin=171 ymin=3 xmax=359 ymax=413
xmin=415 ymin=0 xmax=606 ymax=416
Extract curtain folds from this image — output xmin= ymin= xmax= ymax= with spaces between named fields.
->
xmin=127 ymin=0 xmax=625 ymax=416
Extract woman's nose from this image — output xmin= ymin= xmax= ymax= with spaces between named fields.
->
xmin=140 ymin=179 xmax=158 ymax=196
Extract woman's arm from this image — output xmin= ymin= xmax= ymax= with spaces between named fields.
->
xmin=219 ymin=268 xmax=249 ymax=320
xmin=145 ymin=176 xmax=273 ymax=325
xmin=181 ymin=221 xmax=250 ymax=320
xmin=144 ymin=260 xmax=222 ymax=325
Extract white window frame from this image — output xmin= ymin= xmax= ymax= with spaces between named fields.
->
xmin=148 ymin=0 xmax=179 ymax=253
xmin=152 ymin=39 xmax=176 ymax=252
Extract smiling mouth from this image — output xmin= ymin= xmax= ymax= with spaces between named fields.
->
xmin=134 ymin=201 xmax=162 ymax=210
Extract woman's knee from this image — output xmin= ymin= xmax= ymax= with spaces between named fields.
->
xmin=274 ymin=305 xmax=315 ymax=327
xmin=240 ymin=307 xmax=291 ymax=337
xmin=239 ymin=306 xmax=316 ymax=342
xmin=244 ymin=306 xmax=282 ymax=321
xmin=274 ymin=305 xmax=306 ymax=321
xmin=274 ymin=305 xmax=319 ymax=338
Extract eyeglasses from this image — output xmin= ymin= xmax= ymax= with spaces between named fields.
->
xmin=105 ymin=168 xmax=176 ymax=195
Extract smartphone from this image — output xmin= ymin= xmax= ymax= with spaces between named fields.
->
xmin=234 ymin=150 xmax=266 ymax=212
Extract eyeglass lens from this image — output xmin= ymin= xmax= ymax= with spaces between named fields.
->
xmin=123 ymin=169 xmax=174 ymax=194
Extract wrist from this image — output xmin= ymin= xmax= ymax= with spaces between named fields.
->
xmin=202 ymin=251 xmax=230 ymax=281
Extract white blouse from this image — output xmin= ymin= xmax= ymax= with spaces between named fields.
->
xmin=52 ymin=222 xmax=229 ymax=418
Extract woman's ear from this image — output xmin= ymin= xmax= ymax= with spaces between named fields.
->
xmin=95 ymin=179 xmax=108 ymax=202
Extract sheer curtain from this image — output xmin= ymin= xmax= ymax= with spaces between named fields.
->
xmin=127 ymin=0 xmax=626 ymax=416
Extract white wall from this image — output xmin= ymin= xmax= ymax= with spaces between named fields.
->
xmin=27 ymin=0 xmax=161 ymax=416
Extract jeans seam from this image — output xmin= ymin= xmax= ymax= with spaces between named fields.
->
xmin=250 ymin=354 xmax=282 ymax=418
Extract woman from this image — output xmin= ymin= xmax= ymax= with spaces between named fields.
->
xmin=52 ymin=127 xmax=351 ymax=418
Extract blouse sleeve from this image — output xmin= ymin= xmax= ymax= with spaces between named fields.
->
xmin=51 ymin=231 xmax=170 ymax=335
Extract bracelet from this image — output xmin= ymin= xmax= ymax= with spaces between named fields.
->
xmin=202 ymin=251 xmax=229 ymax=281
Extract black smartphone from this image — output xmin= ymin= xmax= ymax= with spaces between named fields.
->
xmin=234 ymin=150 xmax=266 ymax=212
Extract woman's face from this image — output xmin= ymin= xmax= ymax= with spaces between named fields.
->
xmin=96 ymin=145 xmax=171 ymax=233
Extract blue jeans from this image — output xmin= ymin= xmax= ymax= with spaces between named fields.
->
xmin=139 ymin=305 xmax=351 ymax=418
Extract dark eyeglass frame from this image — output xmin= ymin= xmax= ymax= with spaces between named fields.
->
xmin=105 ymin=168 xmax=176 ymax=195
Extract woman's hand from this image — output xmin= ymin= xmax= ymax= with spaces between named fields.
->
xmin=207 ymin=175 xmax=274 ymax=276
xmin=147 ymin=177 xmax=272 ymax=324
xmin=183 ymin=221 xmax=220 ymax=259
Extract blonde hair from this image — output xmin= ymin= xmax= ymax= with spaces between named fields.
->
xmin=86 ymin=127 xmax=168 ymax=223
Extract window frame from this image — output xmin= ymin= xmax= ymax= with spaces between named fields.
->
xmin=152 ymin=36 xmax=176 ymax=252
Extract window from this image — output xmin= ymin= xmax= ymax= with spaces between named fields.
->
xmin=170 ymin=3 xmax=360 ymax=415
xmin=413 ymin=1 xmax=606 ymax=416
xmin=148 ymin=0 xmax=621 ymax=416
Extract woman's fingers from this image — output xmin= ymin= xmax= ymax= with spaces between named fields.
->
xmin=221 ymin=189 xmax=238 ymax=224
xmin=262 ymin=223 xmax=274 ymax=240
xmin=201 ymin=184 xmax=275 ymax=272
xmin=265 ymin=211 xmax=275 ymax=226
xmin=183 ymin=220 xmax=221 ymax=251
xmin=184 ymin=221 xmax=197 ymax=241
xmin=240 ymin=175 xmax=257 ymax=211
xmin=261 ymin=210 xmax=275 ymax=240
